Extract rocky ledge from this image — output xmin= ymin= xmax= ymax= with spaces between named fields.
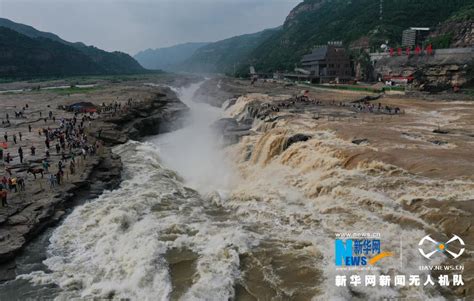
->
xmin=0 ymin=148 xmax=122 ymax=280
xmin=0 ymin=86 xmax=189 ymax=281
xmin=96 ymin=86 xmax=189 ymax=145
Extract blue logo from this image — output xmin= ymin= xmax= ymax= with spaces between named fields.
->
xmin=335 ymin=239 xmax=388 ymax=266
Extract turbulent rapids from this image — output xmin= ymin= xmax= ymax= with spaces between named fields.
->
xmin=16 ymin=83 xmax=474 ymax=300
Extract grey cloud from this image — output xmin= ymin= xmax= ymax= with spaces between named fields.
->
xmin=0 ymin=0 xmax=301 ymax=54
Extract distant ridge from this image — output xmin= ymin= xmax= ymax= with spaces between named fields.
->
xmin=0 ymin=18 xmax=67 ymax=44
xmin=176 ymin=27 xmax=281 ymax=74
xmin=134 ymin=42 xmax=209 ymax=71
xmin=0 ymin=17 xmax=146 ymax=78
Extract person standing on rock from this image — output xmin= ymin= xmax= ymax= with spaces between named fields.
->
xmin=42 ymin=159 xmax=49 ymax=172
xmin=69 ymin=160 xmax=75 ymax=175
xmin=3 ymin=132 xmax=7 ymax=142
xmin=12 ymin=178 xmax=18 ymax=193
xmin=0 ymin=188 xmax=7 ymax=207
xmin=19 ymin=132 xmax=22 ymax=141
xmin=17 ymin=177 xmax=25 ymax=192
xmin=56 ymin=171 xmax=61 ymax=186
xmin=28 ymin=124 xmax=32 ymax=133
xmin=30 ymin=145 xmax=36 ymax=156
xmin=18 ymin=147 xmax=24 ymax=163
xmin=49 ymin=173 xmax=55 ymax=189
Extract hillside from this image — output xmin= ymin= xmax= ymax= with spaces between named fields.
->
xmin=75 ymin=44 xmax=145 ymax=74
xmin=426 ymin=4 xmax=474 ymax=48
xmin=0 ymin=18 xmax=145 ymax=77
xmin=134 ymin=42 xmax=209 ymax=71
xmin=0 ymin=18 xmax=67 ymax=44
xmin=239 ymin=0 xmax=474 ymax=74
xmin=177 ymin=27 xmax=281 ymax=74
xmin=0 ymin=27 xmax=103 ymax=77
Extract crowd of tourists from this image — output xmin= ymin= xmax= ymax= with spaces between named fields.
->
xmin=1 ymin=107 xmax=102 ymax=208
xmin=350 ymin=102 xmax=402 ymax=115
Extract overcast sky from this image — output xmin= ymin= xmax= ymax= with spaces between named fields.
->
xmin=0 ymin=0 xmax=301 ymax=55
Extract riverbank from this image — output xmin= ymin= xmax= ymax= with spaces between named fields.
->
xmin=0 ymin=75 xmax=194 ymax=282
xmin=203 ymin=77 xmax=474 ymax=180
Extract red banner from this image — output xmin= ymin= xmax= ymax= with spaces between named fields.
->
xmin=426 ymin=44 xmax=433 ymax=55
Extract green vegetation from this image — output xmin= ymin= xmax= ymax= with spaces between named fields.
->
xmin=0 ymin=18 xmax=146 ymax=79
xmin=466 ymin=64 xmax=474 ymax=88
xmin=73 ymin=44 xmax=145 ymax=74
xmin=464 ymin=88 xmax=474 ymax=97
xmin=0 ymin=84 xmax=101 ymax=96
xmin=0 ymin=72 xmax=163 ymax=86
xmin=176 ymin=27 xmax=281 ymax=74
xmin=426 ymin=33 xmax=453 ymax=49
xmin=0 ymin=78 xmax=17 ymax=84
xmin=0 ymin=27 xmax=103 ymax=78
xmin=448 ymin=4 xmax=474 ymax=21
xmin=242 ymin=0 xmax=473 ymax=74
xmin=179 ymin=0 xmax=473 ymax=75
xmin=0 ymin=73 xmax=170 ymax=96
xmin=61 ymin=72 xmax=165 ymax=83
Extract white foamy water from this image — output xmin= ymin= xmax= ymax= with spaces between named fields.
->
xmin=23 ymin=141 xmax=256 ymax=300
xmin=150 ymin=82 xmax=236 ymax=196
xmin=19 ymin=82 xmax=255 ymax=300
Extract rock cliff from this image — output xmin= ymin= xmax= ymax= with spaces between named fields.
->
xmin=98 ymin=86 xmax=189 ymax=145
xmin=374 ymin=49 xmax=474 ymax=91
xmin=428 ymin=18 xmax=474 ymax=48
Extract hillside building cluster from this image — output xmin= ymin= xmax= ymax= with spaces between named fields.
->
xmin=294 ymin=27 xmax=435 ymax=84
